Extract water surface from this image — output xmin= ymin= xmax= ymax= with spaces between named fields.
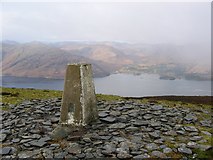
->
xmin=1 ymin=74 xmax=211 ymax=97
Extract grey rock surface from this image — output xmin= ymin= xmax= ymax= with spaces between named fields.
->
xmin=1 ymin=98 xmax=211 ymax=159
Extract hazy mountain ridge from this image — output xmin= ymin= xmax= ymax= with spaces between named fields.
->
xmin=1 ymin=42 xmax=111 ymax=78
xmin=1 ymin=41 xmax=211 ymax=81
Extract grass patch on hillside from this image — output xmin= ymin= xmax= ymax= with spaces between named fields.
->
xmin=1 ymin=87 xmax=211 ymax=110
xmin=0 ymin=87 xmax=124 ymax=107
xmin=0 ymin=87 xmax=63 ymax=106
xmin=193 ymin=149 xmax=213 ymax=159
xmin=142 ymin=99 xmax=211 ymax=112
xmin=96 ymin=94 xmax=123 ymax=101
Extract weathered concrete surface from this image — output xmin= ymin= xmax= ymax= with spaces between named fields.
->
xmin=60 ymin=64 xmax=98 ymax=126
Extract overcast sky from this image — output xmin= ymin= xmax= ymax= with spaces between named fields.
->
xmin=2 ymin=1 xmax=211 ymax=45
xmin=1 ymin=1 xmax=211 ymax=66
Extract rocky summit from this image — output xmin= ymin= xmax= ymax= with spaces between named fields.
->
xmin=0 ymin=98 xmax=212 ymax=159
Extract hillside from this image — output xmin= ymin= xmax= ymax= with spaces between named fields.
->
xmin=0 ymin=87 xmax=212 ymax=159
xmin=1 ymin=42 xmax=111 ymax=78
xmin=1 ymin=41 xmax=211 ymax=80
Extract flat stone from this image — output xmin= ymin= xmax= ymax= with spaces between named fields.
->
xmin=102 ymin=144 xmax=116 ymax=155
xmin=117 ymin=141 xmax=130 ymax=153
xmin=109 ymin=123 xmax=126 ymax=129
xmin=164 ymin=130 xmax=177 ymax=136
xmin=128 ymin=112 xmax=138 ymax=117
xmin=142 ymin=127 xmax=153 ymax=132
xmin=9 ymin=147 xmax=17 ymax=155
xmin=201 ymin=131 xmax=212 ymax=136
xmin=176 ymin=130 xmax=185 ymax=135
xmin=151 ymin=105 xmax=163 ymax=110
xmin=117 ymin=106 xmax=124 ymax=111
xmin=51 ymin=125 xmax=72 ymax=139
xmin=29 ymin=140 xmax=47 ymax=147
xmin=198 ymin=139 xmax=207 ymax=144
xmin=188 ymin=131 xmax=198 ymax=136
xmin=1 ymin=129 xmax=11 ymax=134
xmin=42 ymin=121 xmax=52 ymax=126
xmin=50 ymin=118 xmax=59 ymax=123
xmin=94 ymin=141 xmax=103 ymax=145
xmin=145 ymin=143 xmax=159 ymax=151
xmin=100 ymin=116 xmax=116 ymax=123
xmin=20 ymin=139 xmax=33 ymax=143
xmin=29 ymin=129 xmax=40 ymax=134
xmin=68 ymin=143 xmax=81 ymax=154
xmin=166 ymin=112 xmax=176 ymax=117
xmin=23 ymin=142 xmax=31 ymax=147
xmin=190 ymin=136 xmax=202 ymax=141
xmin=67 ymin=135 xmax=81 ymax=141
xmin=163 ymin=147 xmax=173 ymax=154
xmin=149 ymin=132 xmax=161 ymax=139
xmin=12 ymin=138 xmax=20 ymax=143
xmin=99 ymin=136 xmax=112 ymax=140
xmin=112 ymin=132 xmax=120 ymax=136
xmin=200 ymin=120 xmax=211 ymax=127
xmin=0 ymin=147 xmax=11 ymax=155
xmin=130 ymin=151 xmax=142 ymax=155
xmin=123 ymin=105 xmax=133 ymax=110
xmin=151 ymin=151 xmax=167 ymax=158
xmin=187 ymin=142 xmax=198 ymax=149
xmin=154 ymin=139 xmax=164 ymax=144
xmin=54 ymin=152 xmax=66 ymax=158
xmin=184 ymin=126 xmax=198 ymax=132
xmin=125 ymin=126 xmax=139 ymax=132
xmin=34 ymin=110 xmax=44 ymax=114
xmin=198 ymin=144 xmax=212 ymax=151
xmin=22 ymin=134 xmax=41 ymax=139
xmin=117 ymin=153 xmax=132 ymax=159
xmin=113 ymin=137 xmax=127 ymax=142
xmin=143 ymin=114 xmax=153 ymax=120
xmin=85 ymin=153 xmax=94 ymax=159
xmin=133 ymin=120 xmax=149 ymax=126
xmin=98 ymin=112 xmax=108 ymax=118
xmin=110 ymin=111 xmax=121 ymax=116
xmin=82 ymin=137 xmax=92 ymax=143
xmin=39 ymin=136 xmax=51 ymax=142
xmin=178 ymin=147 xmax=192 ymax=155
xmin=184 ymin=114 xmax=197 ymax=121
xmin=160 ymin=118 xmax=168 ymax=122
xmin=0 ymin=133 xmax=7 ymax=142
xmin=18 ymin=151 xmax=40 ymax=158
xmin=76 ymin=153 xmax=85 ymax=159
xmin=117 ymin=115 xmax=128 ymax=123
xmin=150 ymin=121 xmax=161 ymax=127
xmin=101 ymin=150 xmax=112 ymax=156
xmin=42 ymin=149 xmax=53 ymax=159
xmin=55 ymin=112 xmax=60 ymax=117
xmin=133 ymin=154 xmax=150 ymax=159
xmin=129 ymin=136 xmax=142 ymax=144
xmin=153 ymin=111 xmax=162 ymax=116
xmin=50 ymin=143 xmax=60 ymax=148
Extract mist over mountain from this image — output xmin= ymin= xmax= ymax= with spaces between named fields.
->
xmin=1 ymin=40 xmax=211 ymax=81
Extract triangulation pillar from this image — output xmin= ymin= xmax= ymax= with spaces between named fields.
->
xmin=60 ymin=64 xmax=98 ymax=126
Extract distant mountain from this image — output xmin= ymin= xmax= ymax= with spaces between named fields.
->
xmin=1 ymin=42 xmax=112 ymax=78
xmin=1 ymin=41 xmax=211 ymax=81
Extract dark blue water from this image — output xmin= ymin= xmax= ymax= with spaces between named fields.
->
xmin=1 ymin=74 xmax=211 ymax=97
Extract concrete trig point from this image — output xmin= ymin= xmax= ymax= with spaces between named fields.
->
xmin=60 ymin=63 xmax=98 ymax=126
